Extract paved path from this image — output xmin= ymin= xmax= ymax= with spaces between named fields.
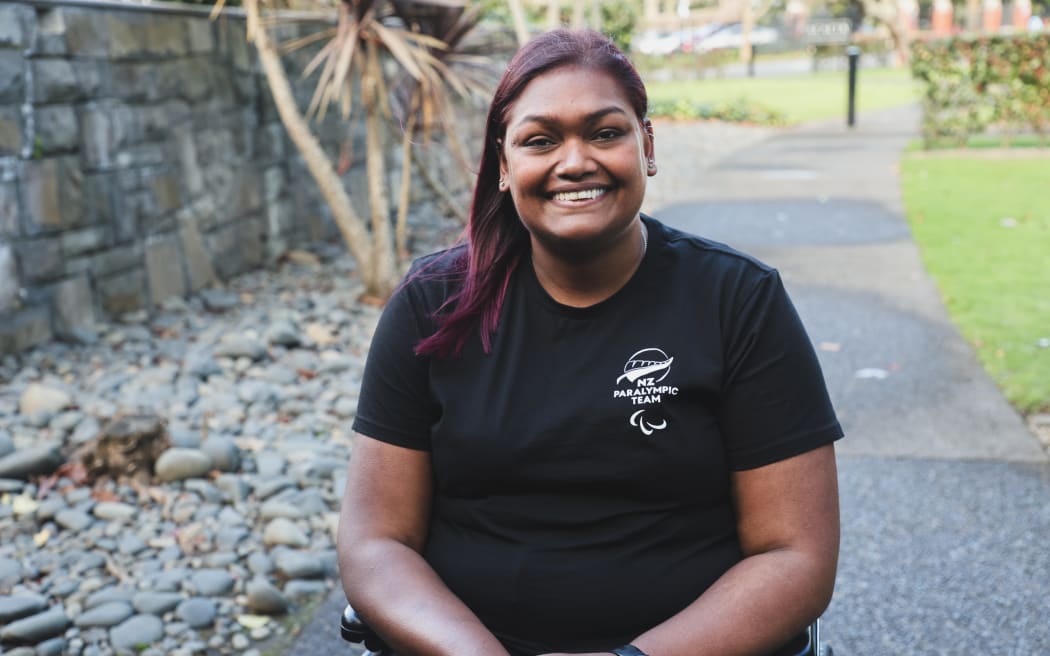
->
xmin=289 ymin=106 xmax=1050 ymax=654
xmin=654 ymin=105 xmax=1050 ymax=653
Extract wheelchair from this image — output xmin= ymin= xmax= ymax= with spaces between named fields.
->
xmin=340 ymin=603 xmax=834 ymax=655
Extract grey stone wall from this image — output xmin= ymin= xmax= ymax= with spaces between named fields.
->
xmin=0 ymin=0 xmax=480 ymax=354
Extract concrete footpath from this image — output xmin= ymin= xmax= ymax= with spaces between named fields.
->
xmin=655 ymin=104 xmax=1049 ymax=654
xmin=290 ymin=106 xmax=1050 ymax=654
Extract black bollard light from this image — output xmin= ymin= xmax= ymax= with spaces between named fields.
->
xmin=846 ymin=45 xmax=861 ymax=127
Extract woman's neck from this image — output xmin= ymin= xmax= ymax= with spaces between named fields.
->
xmin=530 ymin=218 xmax=647 ymax=308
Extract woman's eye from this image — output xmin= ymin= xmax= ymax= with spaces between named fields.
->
xmin=523 ymin=137 xmax=554 ymax=148
xmin=595 ymin=128 xmax=622 ymax=141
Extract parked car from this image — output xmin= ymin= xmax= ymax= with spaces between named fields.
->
xmin=634 ymin=30 xmax=682 ymax=55
xmin=694 ymin=22 xmax=779 ymax=52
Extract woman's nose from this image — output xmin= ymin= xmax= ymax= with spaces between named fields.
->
xmin=555 ymin=139 xmax=596 ymax=178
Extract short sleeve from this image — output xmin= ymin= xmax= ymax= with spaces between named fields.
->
xmin=351 ymin=280 xmax=438 ymax=450
xmin=718 ymin=269 xmax=842 ymax=470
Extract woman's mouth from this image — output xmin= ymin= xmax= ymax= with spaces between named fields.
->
xmin=551 ymin=188 xmax=607 ymax=202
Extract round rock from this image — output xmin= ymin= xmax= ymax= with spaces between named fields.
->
xmin=263 ymin=517 xmax=309 ymax=548
xmin=245 ymin=579 xmax=289 ymax=615
xmin=200 ymin=437 xmax=240 ymax=473
xmin=0 ymin=607 xmax=70 ymax=644
xmin=74 ymin=601 xmax=133 ymax=628
xmin=0 ymin=592 xmax=47 ymax=623
xmin=154 ymin=448 xmax=213 ymax=482
xmin=176 ymin=597 xmax=216 ymax=629
xmin=132 ymin=591 xmax=184 ymax=615
xmin=110 ymin=614 xmax=164 ymax=651
xmin=18 ymin=383 xmax=73 ymax=416
xmin=0 ymin=444 xmax=64 ymax=480
xmin=189 ymin=569 xmax=235 ymax=596
xmin=274 ymin=550 xmax=324 ymax=579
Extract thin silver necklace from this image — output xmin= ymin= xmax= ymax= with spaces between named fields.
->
xmin=641 ymin=221 xmax=648 ymax=255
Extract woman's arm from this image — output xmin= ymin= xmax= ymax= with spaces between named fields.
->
xmin=555 ymin=444 xmax=838 ymax=656
xmin=338 ymin=432 xmax=511 ymax=656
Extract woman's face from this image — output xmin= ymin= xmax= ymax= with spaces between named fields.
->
xmin=498 ymin=65 xmax=655 ymax=256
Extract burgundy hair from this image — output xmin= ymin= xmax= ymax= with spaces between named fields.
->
xmin=414 ymin=29 xmax=649 ymax=358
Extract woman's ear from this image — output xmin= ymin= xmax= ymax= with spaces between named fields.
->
xmin=643 ymin=119 xmax=657 ymax=177
xmin=496 ymin=138 xmax=509 ymax=190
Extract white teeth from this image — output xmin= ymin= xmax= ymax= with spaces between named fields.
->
xmin=553 ymin=188 xmax=605 ymax=202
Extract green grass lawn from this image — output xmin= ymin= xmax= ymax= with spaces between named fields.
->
xmin=648 ymin=67 xmax=919 ymax=124
xmin=900 ymin=154 xmax=1050 ymax=414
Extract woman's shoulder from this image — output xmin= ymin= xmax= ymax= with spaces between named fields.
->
xmin=396 ymin=243 xmax=469 ymax=309
xmin=645 ymin=214 xmax=776 ymax=281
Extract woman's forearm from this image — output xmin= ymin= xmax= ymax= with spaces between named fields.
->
xmin=340 ymin=537 xmax=511 ymax=656
xmin=629 ymin=547 xmax=835 ymax=656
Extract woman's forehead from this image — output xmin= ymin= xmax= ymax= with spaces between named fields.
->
xmin=504 ymin=66 xmax=635 ymax=128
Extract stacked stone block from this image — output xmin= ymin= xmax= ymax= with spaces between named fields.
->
xmin=0 ymin=0 xmax=414 ymax=355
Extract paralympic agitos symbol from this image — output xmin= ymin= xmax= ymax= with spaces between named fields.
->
xmin=614 ymin=348 xmax=677 ymax=436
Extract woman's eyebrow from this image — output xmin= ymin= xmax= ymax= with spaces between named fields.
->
xmin=512 ymin=106 xmax=629 ymax=130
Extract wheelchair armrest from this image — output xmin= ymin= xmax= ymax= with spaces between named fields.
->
xmin=340 ymin=604 xmax=393 ymax=654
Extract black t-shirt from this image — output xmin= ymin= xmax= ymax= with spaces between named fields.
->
xmin=353 ymin=215 xmax=843 ymax=655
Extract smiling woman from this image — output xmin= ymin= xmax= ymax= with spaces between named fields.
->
xmin=338 ymin=29 xmax=844 ymax=656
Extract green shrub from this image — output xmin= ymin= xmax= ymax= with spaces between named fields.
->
xmin=911 ymin=34 xmax=1050 ymax=148
xmin=648 ymin=96 xmax=788 ymax=125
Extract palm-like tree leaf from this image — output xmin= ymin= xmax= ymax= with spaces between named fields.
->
xmin=278 ymin=27 xmax=338 ymax=55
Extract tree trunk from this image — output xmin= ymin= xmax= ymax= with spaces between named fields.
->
xmin=507 ymin=0 xmax=531 ymax=45
xmin=243 ymin=0 xmax=378 ymax=291
xmin=396 ymin=98 xmax=419 ymax=259
xmin=362 ymin=39 xmax=398 ymax=298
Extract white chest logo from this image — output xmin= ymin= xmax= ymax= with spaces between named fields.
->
xmin=613 ymin=348 xmax=678 ymax=435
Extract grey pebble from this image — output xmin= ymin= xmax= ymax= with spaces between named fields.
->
xmin=175 ymin=597 xmax=216 ymax=629
xmin=35 ymin=497 xmax=66 ymax=520
xmin=246 ymin=553 xmax=273 ymax=576
xmin=245 ymin=579 xmax=288 ymax=615
xmin=169 ymin=426 xmax=202 ymax=449
xmin=265 ymin=320 xmax=301 ymax=347
xmin=263 ymin=518 xmax=309 ymax=548
xmin=132 ymin=591 xmax=183 ymax=615
xmin=273 ymin=550 xmax=324 ymax=579
xmin=200 ymin=437 xmax=240 ymax=473
xmin=55 ymin=509 xmax=94 ymax=532
xmin=117 ymin=534 xmax=147 ymax=556
xmin=70 ymin=416 xmax=101 ymax=445
xmin=254 ymin=452 xmax=286 ymax=477
xmin=154 ymin=448 xmax=213 ymax=482
xmin=74 ymin=601 xmax=133 ymax=628
xmin=109 ymin=614 xmax=164 ymax=651
xmin=199 ymin=289 xmax=240 ymax=312
xmin=35 ymin=636 xmax=68 ymax=656
xmin=213 ymin=335 xmax=267 ymax=361
xmin=0 ymin=430 xmax=13 ymax=458
xmin=46 ymin=579 xmax=77 ymax=598
xmin=252 ymin=476 xmax=295 ymax=500
xmin=259 ymin=499 xmax=304 ymax=520
xmin=214 ymin=474 xmax=250 ymax=503
xmin=0 ymin=606 xmax=70 ymax=643
xmin=214 ymin=527 xmax=249 ymax=551
xmin=85 ymin=587 xmax=134 ymax=609
xmin=92 ymin=502 xmax=137 ymax=521
xmin=189 ymin=569 xmax=234 ymax=596
xmin=0 ymin=444 xmax=64 ymax=480
xmin=0 ymin=477 xmax=24 ymax=492
xmin=0 ymin=557 xmax=22 ymax=586
xmin=151 ymin=569 xmax=189 ymax=592
xmin=71 ymin=552 xmax=106 ymax=574
xmin=0 ymin=592 xmax=47 ymax=623
xmin=184 ymin=479 xmax=224 ymax=503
